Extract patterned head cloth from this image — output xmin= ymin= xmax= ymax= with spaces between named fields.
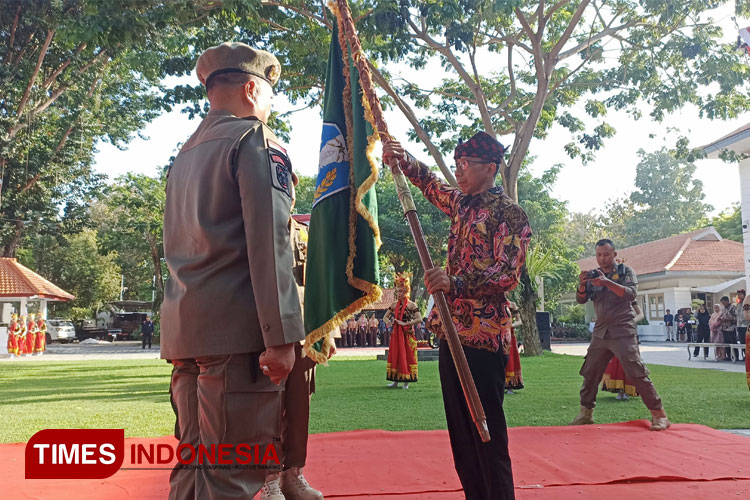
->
xmin=454 ymin=131 xmax=505 ymax=165
xmin=738 ymin=289 xmax=746 ymax=295
xmin=394 ymin=272 xmax=412 ymax=298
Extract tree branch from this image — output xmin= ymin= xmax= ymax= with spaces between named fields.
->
xmin=405 ymin=15 xmax=496 ymax=136
xmin=557 ymin=19 xmax=640 ymax=60
xmin=42 ymin=43 xmax=87 ymax=89
xmin=545 ymin=0 xmax=571 ymax=19
xmin=7 ymin=5 xmax=21 ymax=60
xmin=549 ymin=0 xmax=591 ymax=59
xmin=368 ymin=61 xmax=457 ymax=186
xmin=10 ymin=33 xmax=32 ymax=68
xmin=17 ymin=30 xmax=54 ymax=117
xmin=489 ymin=44 xmax=518 ymax=123
xmin=260 ymin=1 xmax=331 ymax=29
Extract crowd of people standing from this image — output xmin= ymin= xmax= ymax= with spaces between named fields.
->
xmin=663 ymin=290 xmax=747 ymax=361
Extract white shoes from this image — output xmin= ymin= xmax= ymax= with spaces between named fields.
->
xmin=260 ymin=473 xmax=285 ymax=500
xmin=280 ymin=467 xmax=324 ymax=500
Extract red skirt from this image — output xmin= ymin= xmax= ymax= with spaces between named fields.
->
xmin=386 ymin=327 xmax=418 ymax=382
xmin=505 ymin=331 xmax=524 ymax=390
xmin=601 ymin=356 xmax=639 ymax=397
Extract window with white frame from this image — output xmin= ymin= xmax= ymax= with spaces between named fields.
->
xmin=648 ymin=294 xmax=665 ymax=321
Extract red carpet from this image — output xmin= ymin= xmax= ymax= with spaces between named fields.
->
xmin=3 ymin=421 xmax=749 ymax=499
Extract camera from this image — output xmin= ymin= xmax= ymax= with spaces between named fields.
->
xmin=587 ymin=269 xmax=601 ymax=279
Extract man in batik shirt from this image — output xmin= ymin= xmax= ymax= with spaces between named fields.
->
xmin=384 ymin=132 xmax=530 ymax=500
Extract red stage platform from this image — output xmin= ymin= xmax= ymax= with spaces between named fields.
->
xmin=3 ymin=421 xmax=749 ymax=499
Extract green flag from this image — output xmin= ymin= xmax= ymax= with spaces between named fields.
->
xmin=303 ymin=21 xmax=381 ymax=364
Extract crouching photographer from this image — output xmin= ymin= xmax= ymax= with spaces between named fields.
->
xmin=569 ymin=239 xmax=671 ymax=431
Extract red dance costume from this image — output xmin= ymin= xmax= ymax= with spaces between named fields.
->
xmin=26 ymin=317 xmax=37 ymax=355
xmin=505 ymin=329 xmax=524 ymax=390
xmin=35 ymin=318 xmax=47 ymax=354
xmin=601 ymin=356 xmax=639 ymax=397
xmin=7 ymin=317 xmax=21 ymax=356
xmin=386 ymin=298 xmax=419 ymax=383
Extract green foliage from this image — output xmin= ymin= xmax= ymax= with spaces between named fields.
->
xmin=44 ymin=229 xmax=121 ymax=318
xmin=70 ymin=307 xmax=93 ymax=321
xmin=352 ymin=0 xmax=750 ymax=201
xmin=565 ymin=146 xmax=715 ymax=254
xmin=626 ymin=148 xmax=712 ymax=245
xmin=95 ymin=172 xmax=167 ymax=309
xmin=702 ymin=203 xmax=741 ymax=242
xmin=374 ymin=167 xmax=451 ymax=280
xmin=515 ymin=165 xmax=580 ymax=311
xmin=557 ymin=303 xmax=586 ymax=325
xmin=293 ymin=174 xmax=316 ymax=215
xmin=0 ymin=0 xmax=209 ymax=256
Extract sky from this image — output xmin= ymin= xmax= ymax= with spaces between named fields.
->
xmin=93 ymin=7 xmax=750 ymax=218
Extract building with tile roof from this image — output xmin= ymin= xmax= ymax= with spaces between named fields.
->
xmin=0 ymin=258 xmax=75 ymax=302
xmin=1 ymin=258 xmax=74 ymax=354
xmin=565 ymin=228 xmax=745 ymax=341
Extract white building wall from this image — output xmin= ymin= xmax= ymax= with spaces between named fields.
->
xmin=740 ymin=157 xmax=750 ymax=289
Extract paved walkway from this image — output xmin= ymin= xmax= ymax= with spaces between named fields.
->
xmin=1 ymin=341 xmax=162 ymax=361
xmin=552 ymin=341 xmax=747 ymax=373
xmin=2 ymin=341 xmax=747 ymax=372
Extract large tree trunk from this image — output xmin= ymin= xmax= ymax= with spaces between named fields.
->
xmin=518 ymin=266 xmax=542 ymax=356
xmin=3 ymin=219 xmax=24 ymax=257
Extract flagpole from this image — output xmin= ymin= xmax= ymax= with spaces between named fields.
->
xmin=335 ymin=0 xmax=490 ymax=443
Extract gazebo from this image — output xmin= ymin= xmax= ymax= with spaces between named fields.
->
xmin=0 ymin=258 xmax=74 ymax=353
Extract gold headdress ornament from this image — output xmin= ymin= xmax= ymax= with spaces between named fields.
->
xmin=394 ymin=272 xmax=412 ymax=297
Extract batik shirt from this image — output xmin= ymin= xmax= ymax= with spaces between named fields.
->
xmin=401 ymin=156 xmax=531 ymax=353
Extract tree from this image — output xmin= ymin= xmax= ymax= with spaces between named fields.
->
xmin=702 ymin=203 xmax=741 ymax=242
xmin=347 ymin=0 xmax=749 ymax=355
xmin=564 ymin=197 xmax=636 ymax=258
xmin=44 ymin=228 xmax=120 ymax=318
xmin=0 ymin=0 xmax=202 ymax=256
xmin=513 ymin=165 xmax=579 ymax=352
xmin=626 ymin=148 xmax=712 ymax=245
xmin=96 ymin=172 xmax=167 ymax=311
xmin=359 ymin=1 xmax=750 ymax=198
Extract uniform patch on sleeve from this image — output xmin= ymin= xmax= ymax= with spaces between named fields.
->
xmin=267 ymin=139 xmax=293 ymax=198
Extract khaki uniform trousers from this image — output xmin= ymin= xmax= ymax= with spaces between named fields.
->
xmin=168 ymin=353 xmax=283 ymax=500
xmin=281 ymin=343 xmax=317 ymax=468
xmin=580 ymin=334 xmax=663 ymax=411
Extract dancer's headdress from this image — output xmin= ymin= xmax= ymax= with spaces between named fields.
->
xmin=394 ymin=272 xmax=412 ymax=296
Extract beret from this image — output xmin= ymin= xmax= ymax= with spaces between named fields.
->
xmin=196 ymin=42 xmax=281 ymax=87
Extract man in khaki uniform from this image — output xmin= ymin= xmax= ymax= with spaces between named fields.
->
xmin=570 ymin=239 xmax=670 ymax=431
xmin=261 ymin=216 xmax=325 ymax=500
xmin=161 ymin=42 xmax=305 ymax=500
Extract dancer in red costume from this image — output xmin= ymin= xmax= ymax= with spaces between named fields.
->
xmin=17 ymin=314 xmax=28 ymax=356
xmin=505 ymin=302 xmax=524 ymax=393
xmin=384 ymin=274 xmax=422 ymax=389
xmin=7 ymin=313 xmax=21 ymax=358
xmin=34 ymin=315 xmax=47 ymax=355
xmin=25 ymin=313 xmax=37 ymax=357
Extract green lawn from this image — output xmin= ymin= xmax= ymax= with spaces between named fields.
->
xmin=1 ymin=353 xmax=747 ymax=443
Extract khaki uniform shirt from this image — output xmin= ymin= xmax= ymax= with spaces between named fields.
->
xmin=579 ymin=264 xmax=638 ymax=339
xmin=161 ymin=110 xmax=304 ymax=359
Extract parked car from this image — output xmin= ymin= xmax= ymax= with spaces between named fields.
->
xmin=74 ymin=319 xmax=111 ymax=341
xmin=46 ymin=319 xmax=76 ymax=343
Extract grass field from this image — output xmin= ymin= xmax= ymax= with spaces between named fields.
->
xmin=1 ymin=353 xmax=747 ymax=443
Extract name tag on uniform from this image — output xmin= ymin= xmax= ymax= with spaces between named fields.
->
xmin=267 ymin=139 xmax=292 ymax=198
